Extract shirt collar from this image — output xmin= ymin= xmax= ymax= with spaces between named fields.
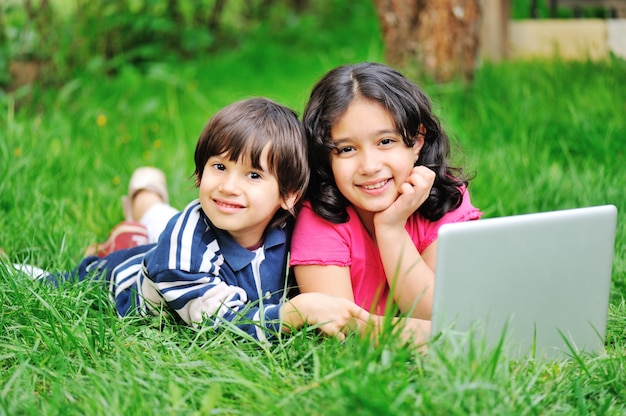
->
xmin=201 ymin=212 xmax=287 ymax=271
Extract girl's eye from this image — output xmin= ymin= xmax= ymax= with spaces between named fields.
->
xmin=248 ymin=172 xmax=262 ymax=180
xmin=336 ymin=146 xmax=355 ymax=155
xmin=212 ymin=163 xmax=226 ymax=171
xmin=380 ymin=137 xmax=396 ymax=146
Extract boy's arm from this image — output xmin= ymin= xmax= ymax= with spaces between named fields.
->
xmin=140 ymin=270 xmax=377 ymax=341
xmin=139 ymin=268 xmax=284 ymax=341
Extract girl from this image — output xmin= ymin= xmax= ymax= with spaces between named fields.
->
xmin=22 ymin=97 xmax=371 ymax=341
xmin=290 ymin=63 xmax=482 ymax=338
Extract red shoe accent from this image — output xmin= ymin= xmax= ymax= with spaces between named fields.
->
xmin=85 ymin=221 xmax=149 ymax=258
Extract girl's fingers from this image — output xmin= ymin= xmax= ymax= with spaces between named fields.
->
xmin=408 ymin=166 xmax=435 ymax=188
xmin=334 ymin=307 xmax=373 ymax=339
xmin=398 ymin=182 xmax=414 ymax=195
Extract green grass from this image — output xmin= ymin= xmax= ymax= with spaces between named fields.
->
xmin=2 ymin=4 xmax=626 ymax=414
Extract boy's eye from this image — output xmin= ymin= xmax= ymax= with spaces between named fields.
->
xmin=248 ymin=172 xmax=262 ymax=180
xmin=213 ymin=163 xmax=226 ymax=171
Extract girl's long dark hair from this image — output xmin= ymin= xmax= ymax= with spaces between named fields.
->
xmin=303 ymin=62 xmax=469 ymax=224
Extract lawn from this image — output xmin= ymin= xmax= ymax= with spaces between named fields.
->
xmin=1 ymin=2 xmax=626 ymax=414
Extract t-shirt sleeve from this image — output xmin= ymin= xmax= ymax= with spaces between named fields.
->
xmin=416 ymin=187 xmax=483 ymax=252
xmin=139 ymin=267 xmax=285 ymax=342
xmin=289 ymin=203 xmax=352 ymax=267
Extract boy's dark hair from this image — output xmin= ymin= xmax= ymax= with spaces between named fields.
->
xmin=194 ymin=97 xmax=309 ymax=229
xmin=303 ymin=62 xmax=468 ymax=224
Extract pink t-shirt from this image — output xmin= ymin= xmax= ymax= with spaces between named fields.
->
xmin=289 ymin=188 xmax=482 ymax=314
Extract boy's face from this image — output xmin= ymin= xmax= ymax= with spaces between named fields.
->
xmin=198 ymin=143 xmax=291 ymax=249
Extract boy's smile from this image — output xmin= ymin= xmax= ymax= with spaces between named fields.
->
xmin=199 ymin=144 xmax=285 ymax=249
xmin=212 ymin=198 xmax=246 ymax=213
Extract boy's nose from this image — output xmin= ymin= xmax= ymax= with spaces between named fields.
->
xmin=219 ymin=174 xmax=240 ymax=194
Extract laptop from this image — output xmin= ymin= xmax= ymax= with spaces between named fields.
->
xmin=431 ymin=204 xmax=618 ymax=358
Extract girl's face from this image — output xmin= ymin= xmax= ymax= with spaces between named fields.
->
xmin=329 ymin=98 xmax=422 ymax=216
xmin=199 ymin=143 xmax=295 ymax=249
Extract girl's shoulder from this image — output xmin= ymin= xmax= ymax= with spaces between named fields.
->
xmin=296 ymin=201 xmax=361 ymax=230
xmin=448 ymin=186 xmax=482 ymax=221
xmin=292 ymin=202 xmax=367 ymax=251
xmin=424 ymin=186 xmax=482 ymax=225
xmin=408 ymin=187 xmax=482 ymax=252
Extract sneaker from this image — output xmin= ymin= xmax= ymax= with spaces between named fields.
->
xmin=1 ymin=249 xmax=49 ymax=279
xmin=122 ymin=167 xmax=169 ymax=222
xmin=85 ymin=221 xmax=149 ymax=258
xmin=11 ymin=263 xmax=49 ymax=279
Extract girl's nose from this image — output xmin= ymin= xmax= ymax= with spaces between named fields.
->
xmin=358 ymin=149 xmax=382 ymax=175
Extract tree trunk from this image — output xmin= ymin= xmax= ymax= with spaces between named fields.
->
xmin=373 ymin=0 xmax=481 ymax=82
xmin=209 ymin=0 xmax=227 ymax=32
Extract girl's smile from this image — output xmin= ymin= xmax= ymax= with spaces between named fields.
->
xmin=358 ymin=178 xmax=391 ymax=193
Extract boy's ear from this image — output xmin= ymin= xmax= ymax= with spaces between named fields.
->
xmin=280 ymin=193 xmax=298 ymax=211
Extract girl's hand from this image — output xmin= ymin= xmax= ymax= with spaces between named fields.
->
xmin=396 ymin=317 xmax=431 ymax=352
xmin=282 ymin=293 xmax=374 ymax=341
xmin=359 ymin=315 xmax=431 ymax=353
xmin=374 ymin=166 xmax=435 ymax=229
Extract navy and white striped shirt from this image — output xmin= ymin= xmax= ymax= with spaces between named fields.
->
xmin=56 ymin=200 xmax=291 ymax=341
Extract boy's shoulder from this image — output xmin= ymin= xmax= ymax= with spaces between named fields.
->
xmin=180 ymin=199 xmax=203 ymax=216
xmin=144 ymin=199 xmax=218 ymax=272
xmin=163 ymin=199 xmax=203 ymax=228
xmin=156 ymin=199 xmax=208 ymax=246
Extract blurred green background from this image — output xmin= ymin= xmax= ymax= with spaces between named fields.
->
xmin=2 ymin=1 xmax=626 ymax=414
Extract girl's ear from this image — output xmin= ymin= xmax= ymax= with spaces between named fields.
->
xmin=413 ymin=124 xmax=426 ymax=157
xmin=280 ymin=193 xmax=298 ymax=211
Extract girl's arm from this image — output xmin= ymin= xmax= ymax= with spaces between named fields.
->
xmin=280 ymin=292 xmax=372 ymax=341
xmin=280 ymin=292 xmax=431 ymax=345
xmin=374 ymin=166 xmax=436 ymax=319
xmin=294 ymin=264 xmax=431 ymax=345
xmin=294 ymin=264 xmax=356 ymax=301
xmin=375 ymin=225 xmax=435 ymax=319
